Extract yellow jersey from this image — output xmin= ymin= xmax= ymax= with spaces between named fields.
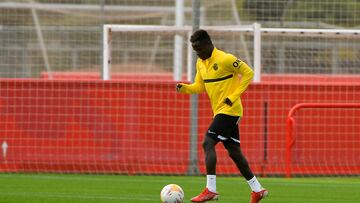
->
xmin=179 ymin=47 xmax=254 ymax=117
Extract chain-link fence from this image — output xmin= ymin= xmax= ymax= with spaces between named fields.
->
xmin=1 ymin=0 xmax=359 ymax=78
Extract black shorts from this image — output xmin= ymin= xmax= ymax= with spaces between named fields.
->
xmin=206 ymin=114 xmax=241 ymax=144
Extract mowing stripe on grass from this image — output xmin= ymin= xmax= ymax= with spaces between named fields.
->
xmin=0 ymin=191 xmax=157 ymax=201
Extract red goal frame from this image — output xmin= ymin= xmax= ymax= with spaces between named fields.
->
xmin=286 ymin=103 xmax=360 ymax=177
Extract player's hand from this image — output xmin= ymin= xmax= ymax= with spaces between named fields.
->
xmin=176 ymin=83 xmax=183 ymax=92
xmin=224 ymin=98 xmax=233 ymax=106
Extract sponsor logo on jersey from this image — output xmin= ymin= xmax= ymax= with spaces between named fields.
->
xmin=233 ymin=59 xmax=242 ymax=68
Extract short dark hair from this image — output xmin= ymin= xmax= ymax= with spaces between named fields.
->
xmin=190 ymin=29 xmax=212 ymax=45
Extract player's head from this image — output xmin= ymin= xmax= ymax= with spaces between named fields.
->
xmin=190 ymin=29 xmax=214 ymax=60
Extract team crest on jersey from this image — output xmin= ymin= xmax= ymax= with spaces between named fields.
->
xmin=212 ymin=63 xmax=218 ymax=71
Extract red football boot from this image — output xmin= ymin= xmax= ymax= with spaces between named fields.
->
xmin=191 ymin=188 xmax=219 ymax=202
xmin=250 ymin=188 xmax=268 ymax=203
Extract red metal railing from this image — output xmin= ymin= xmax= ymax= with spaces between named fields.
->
xmin=285 ymin=103 xmax=360 ymax=177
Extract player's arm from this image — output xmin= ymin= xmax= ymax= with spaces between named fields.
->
xmin=224 ymin=54 xmax=254 ymax=105
xmin=176 ymin=66 xmax=205 ymax=94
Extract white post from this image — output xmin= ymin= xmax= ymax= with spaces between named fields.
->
xmin=187 ymin=31 xmax=193 ymax=81
xmin=29 ymin=0 xmax=52 ymax=79
xmin=102 ymin=25 xmax=111 ymax=80
xmin=173 ymin=0 xmax=184 ymax=81
xmin=253 ymin=22 xmax=261 ymax=82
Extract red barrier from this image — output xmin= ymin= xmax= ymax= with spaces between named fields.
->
xmin=0 ymin=76 xmax=360 ymax=175
xmin=0 ymin=80 xmax=191 ymax=174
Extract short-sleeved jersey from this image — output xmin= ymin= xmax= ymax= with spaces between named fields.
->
xmin=179 ymin=47 xmax=254 ymax=117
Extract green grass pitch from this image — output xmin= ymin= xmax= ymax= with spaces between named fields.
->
xmin=1 ymin=173 xmax=360 ymax=203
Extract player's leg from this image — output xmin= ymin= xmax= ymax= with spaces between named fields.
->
xmin=223 ymin=138 xmax=254 ymax=180
xmin=202 ymin=135 xmax=218 ymax=196
xmin=191 ymin=116 xmax=221 ymax=202
xmin=223 ymin=125 xmax=268 ymax=203
xmin=203 ymin=135 xmax=218 ymax=175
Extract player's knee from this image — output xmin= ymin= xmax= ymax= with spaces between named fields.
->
xmin=202 ymin=140 xmax=210 ymax=151
xmin=227 ymin=149 xmax=240 ymax=160
xmin=225 ymin=143 xmax=240 ymax=156
xmin=227 ymin=147 xmax=248 ymax=165
xmin=202 ymin=139 xmax=214 ymax=151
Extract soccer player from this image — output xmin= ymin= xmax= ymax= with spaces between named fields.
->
xmin=176 ymin=30 xmax=268 ymax=203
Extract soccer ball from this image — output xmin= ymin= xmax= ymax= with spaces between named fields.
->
xmin=160 ymin=184 xmax=184 ymax=203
